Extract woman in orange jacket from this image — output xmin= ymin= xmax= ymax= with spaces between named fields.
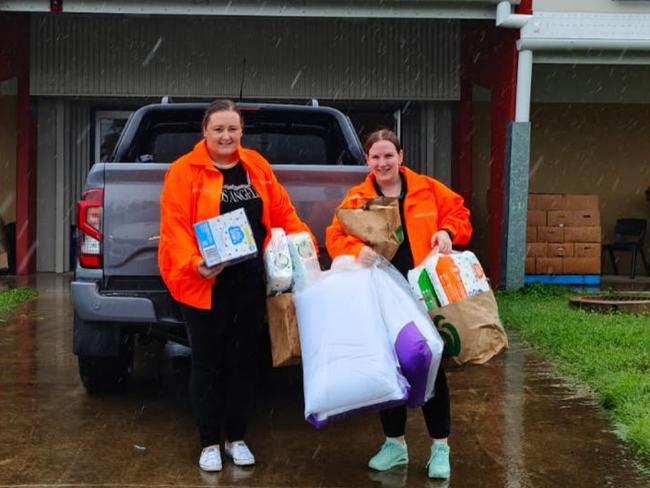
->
xmin=326 ymin=128 xmax=471 ymax=480
xmin=159 ymin=99 xmax=315 ymax=472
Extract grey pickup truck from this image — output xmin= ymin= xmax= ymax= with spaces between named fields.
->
xmin=71 ymin=101 xmax=368 ymax=393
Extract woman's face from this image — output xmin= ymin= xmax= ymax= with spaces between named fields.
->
xmin=203 ymin=110 xmax=243 ymax=163
xmin=366 ymin=139 xmax=403 ymax=186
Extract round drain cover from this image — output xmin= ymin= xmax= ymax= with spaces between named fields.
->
xmin=570 ymin=294 xmax=650 ymax=313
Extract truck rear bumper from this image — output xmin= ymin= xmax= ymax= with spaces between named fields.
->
xmin=71 ymin=281 xmax=158 ymax=323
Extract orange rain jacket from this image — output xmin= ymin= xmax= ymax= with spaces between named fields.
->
xmin=325 ymin=166 xmax=471 ymax=267
xmin=159 ymin=140 xmax=316 ymax=310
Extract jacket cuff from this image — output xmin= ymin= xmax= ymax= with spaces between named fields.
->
xmin=192 ymin=256 xmax=204 ymax=277
xmin=351 ymin=242 xmax=366 ymax=258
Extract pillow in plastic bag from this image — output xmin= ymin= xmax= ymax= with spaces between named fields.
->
xmin=372 ymin=261 xmax=444 ymax=408
xmin=293 ymin=265 xmax=409 ymax=428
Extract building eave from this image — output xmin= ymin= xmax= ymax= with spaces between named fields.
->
xmin=0 ymin=0 xmax=519 ymax=19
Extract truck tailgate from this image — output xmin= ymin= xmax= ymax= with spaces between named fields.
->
xmin=103 ymin=163 xmax=367 ymax=277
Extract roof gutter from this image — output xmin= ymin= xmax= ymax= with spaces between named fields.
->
xmin=518 ymin=38 xmax=650 ymax=51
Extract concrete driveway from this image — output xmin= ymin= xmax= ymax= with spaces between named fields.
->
xmin=1 ymin=274 xmax=648 ymax=487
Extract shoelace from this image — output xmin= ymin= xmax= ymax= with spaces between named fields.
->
xmin=203 ymin=447 xmax=220 ymax=460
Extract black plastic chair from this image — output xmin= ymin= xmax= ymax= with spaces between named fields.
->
xmin=602 ymin=218 xmax=649 ymax=279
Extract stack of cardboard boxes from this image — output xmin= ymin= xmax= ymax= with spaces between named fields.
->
xmin=525 ymin=193 xmax=602 ymax=275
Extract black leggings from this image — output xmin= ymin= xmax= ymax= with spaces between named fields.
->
xmin=380 ymin=365 xmax=450 ymax=439
xmin=180 ymin=271 xmax=266 ymax=448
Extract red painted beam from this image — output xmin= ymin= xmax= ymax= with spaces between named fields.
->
xmin=516 ymin=0 xmax=533 ymax=15
xmin=454 ymin=79 xmax=473 ymax=212
xmin=461 ymin=22 xmax=519 ymax=287
xmin=15 ymin=73 xmax=36 ymax=275
xmin=1 ymin=13 xmax=35 ymax=275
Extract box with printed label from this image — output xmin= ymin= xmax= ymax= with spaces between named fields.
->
xmin=538 ymin=226 xmax=565 ymax=243
xmin=569 ymin=210 xmax=600 ymax=227
xmin=527 ymin=226 xmax=537 ymax=243
xmin=548 ymin=210 xmax=600 ymax=227
xmin=193 ymin=208 xmax=257 ymax=268
xmin=536 ymin=258 xmax=562 ymax=274
xmin=526 ymin=243 xmax=547 ymax=257
xmin=527 ymin=210 xmax=547 ymax=227
xmin=564 ymin=226 xmax=601 ymax=243
xmin=574 ymin=243 xmax=601 ymax=258
xmin=547 ymin=243 xmax=574 ymax=258
xmin=563 ymin=257 xmax=601 ymax=274
xmin=547 ymin=211 xmax=571 ymax=227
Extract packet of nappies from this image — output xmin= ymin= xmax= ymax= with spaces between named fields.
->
xmin=287 ymin=232 xmax=321 ymax=290
xmin=193 ymin=208 xmax=257 ymax=268
xmin=264 ymin=228 xmax=294 ymax=295
xmin=418 ymin=251 xmax=490 ymax=306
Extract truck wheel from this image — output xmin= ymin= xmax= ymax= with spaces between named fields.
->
xmin=78 ymin=336 xmax=134 ymax=394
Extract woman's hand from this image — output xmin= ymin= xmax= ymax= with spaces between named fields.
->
xmin=357 ymin=246 xmax=379 ymax=267
xmin=197 ymin=261 xmax=225 ymax=279
xmin=431 ymin=230 xmax=453 ymax=254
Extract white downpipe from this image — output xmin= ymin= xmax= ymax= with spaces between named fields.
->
xmin=495 ymin=1 xmax=533 ymax=122
xmin=515 ymin=49 xmax=533 ymax=122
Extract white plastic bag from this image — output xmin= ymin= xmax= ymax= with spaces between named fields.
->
xmin=264 ymin=228 xmax=293 ymax=295
xmin=287 ymin=232 xmax=322 ymax=291
xmin=373 ymin=261 xmax=444 ymax=407
xmin=293 ymin=263 xmax=409 ymax=428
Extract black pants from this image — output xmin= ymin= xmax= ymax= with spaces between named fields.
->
xmin=380 ymin=365 xmax=450 ymax=439
xmin=180 ymin=269 xmax=266 ymax=448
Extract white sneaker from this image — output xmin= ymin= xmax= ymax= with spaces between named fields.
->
xmin=199 ymin=445 xmax=222 ymax=472
xmin=224 ymin=440 xmax=255 ymax=466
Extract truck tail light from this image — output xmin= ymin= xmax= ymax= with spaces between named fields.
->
xmin=77 ymin=188 xmax=103 ymax=268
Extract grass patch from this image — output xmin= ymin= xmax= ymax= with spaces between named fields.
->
xmin=0 ymin=287 xmax=38 ymax=316
xmin=496 ymin=284 xmax=650 ymax=467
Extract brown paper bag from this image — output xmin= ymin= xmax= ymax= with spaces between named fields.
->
xmin=266 ymin=293 xmax=301 ymax=367
xmin=429 ymin=290 xmax=508 ymax=366
xmin=335 ymin=197 xmax=403 ymax=260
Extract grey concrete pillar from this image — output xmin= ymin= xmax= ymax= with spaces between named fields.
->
xmin=503 ymin=121 xmax=531 ymax=289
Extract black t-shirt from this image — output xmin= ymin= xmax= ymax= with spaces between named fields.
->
xmin=373 ymin=173 xmax=414 ymax=278
xmin=218 ymin=162 xmax=267 ymax=281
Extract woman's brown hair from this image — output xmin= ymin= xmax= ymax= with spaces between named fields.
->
xmin=363 ymin=128 xmax=402 ymax=154
xmin=201 ymin=99 xmax=242 ymax=130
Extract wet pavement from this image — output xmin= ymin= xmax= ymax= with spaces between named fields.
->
xmin=1 ymin=274 xmax=649 ymax=488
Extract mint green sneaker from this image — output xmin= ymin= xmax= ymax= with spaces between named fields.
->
xmin=368 ymin=438 xmax=409 ymax=471
xmin=427 ymin=443 xmax=450 ymax=479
